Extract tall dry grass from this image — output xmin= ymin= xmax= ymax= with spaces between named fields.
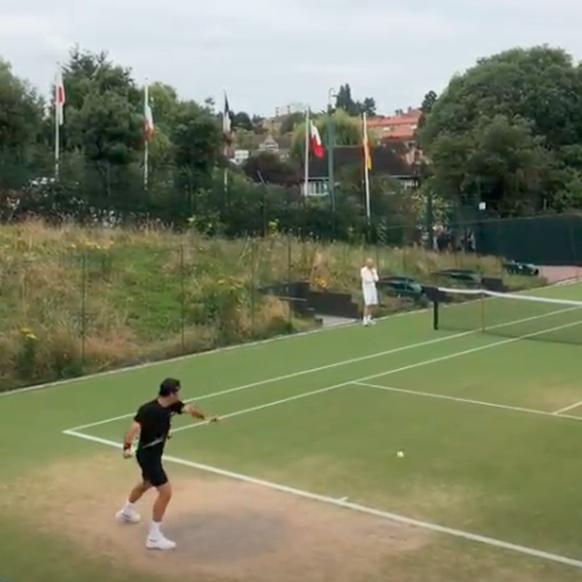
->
xmin=0 ymin=220 xmax=532 ymax=390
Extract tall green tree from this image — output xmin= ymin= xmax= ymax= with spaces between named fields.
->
xmin=335 ymin=83 xmax=376 ymax=117
xmin=418 ymin=90 xmax=437 ymax=129
xmin=60 ymin=48 xmax=143 ymax=165
xmin=289 ymin=109 xmax=364 ymax=159
xmin=170 ymin=100 xmax=223 ymax=181
xmin=0 ymin=60 xmax=44 ymax=156
xmin=418 ymin=46 xmax=582 ymax=214
xmin=232 ymin=111 xmax=253 ymax=131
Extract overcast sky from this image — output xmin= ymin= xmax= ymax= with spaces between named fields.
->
xmin=1 ymin=0 xmax=582 ymax=116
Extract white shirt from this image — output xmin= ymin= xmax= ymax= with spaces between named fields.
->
xmin=360 ymin=266 xmax=379 ymax=287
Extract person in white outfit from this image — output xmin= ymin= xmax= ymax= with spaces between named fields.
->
xmin=360 ymin=258 xmax=379 ymax=326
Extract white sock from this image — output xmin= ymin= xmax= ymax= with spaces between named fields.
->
xmin=149 ymin=521 xmax=162 ymax=539
xmin=122 ymin=500 xmax=134 ymax=513
xmin=363 ymin=315 xmax=370 ymax=323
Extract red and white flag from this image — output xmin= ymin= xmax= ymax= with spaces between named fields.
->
xmin=55 ymin=67 xmax=65 ymax=126
xmin=310 ymin=121 xmax=324 ymax=158
xmin=144 ymin=84 xmax=154 ymax=142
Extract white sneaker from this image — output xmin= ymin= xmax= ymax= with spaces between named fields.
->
xmin=369 ymin=319 xmax=376 ymax=325
xmin=115 ymin=509 xmax=141 ymax=524
xmin=146 ymin=535 xmax=177 ymax=550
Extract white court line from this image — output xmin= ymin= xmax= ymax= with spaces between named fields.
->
xmin=553 ymin=400 xmax=582 ymax=415
xmin=166 ymin=317 xmax=582 ymax=436
xmin=61 ymin=428 xmax=582 ymax=570
xmin=356 ymin=382 xmax=582 ymax=423
xmin=66 ymin=331 xmax=480 ymax=432
xmin=172 ymin=382 xmax=353 ymax=432
xmin=66 ymin=302 xmax=582 ymax=432
xmin=3 ymin=278 xmax=577 ymax=399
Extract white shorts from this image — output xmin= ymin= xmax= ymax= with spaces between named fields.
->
xmin=362 ymin=285 xmax=378 ymax=306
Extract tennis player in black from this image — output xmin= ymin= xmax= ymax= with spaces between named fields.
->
xmin=115 ymin=378 xmax=218 ymax=550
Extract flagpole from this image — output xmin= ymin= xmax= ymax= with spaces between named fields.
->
xmin=223 ymin=140 xmax=228 ymax=193
xmin=223 ymin=90 xmax=229 ymax=195
xmin=304 ymin=108 xmax=310 ymax=196
xmin=144 ymin=78 xmax=149 ymax=189
xmin=363 ymin=112 xmax=371 ymax=222
xmin=54 ymin=64 xmax=61 ymax=180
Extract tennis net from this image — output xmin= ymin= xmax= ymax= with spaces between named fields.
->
xmin=432 ymin=287 xmax=582 ymax=345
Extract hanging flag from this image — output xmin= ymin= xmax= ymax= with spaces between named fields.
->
xmin=223 ymin=93 xmax=233 ymax=142
xmin=55 ymin=67 xmax=65 ymax=126
xmin=363 ymin=114 xmax=372 ymax=171
xmin=310 ymin=121 xmax=325 ymax=158
xmin=144 ymin=85 xmax=154 ymax=142
xmin=362 ymin=112 xmax=372 ymax=221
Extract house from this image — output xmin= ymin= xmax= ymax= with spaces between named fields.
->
xmin=230 ymin=133 xmax=292 ymax=164
xmin=232 ymin=149 xmax=250 ymax=165
xmin=367 ymin=108 xmax=422 ymax=146
xmin=256 ymin=134 xmax=292 ymax=159
xmin=301 ymin=143 xmax=420 ymax=196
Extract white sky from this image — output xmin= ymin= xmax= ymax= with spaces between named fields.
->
xmin=1 ymin=0 xmax=582 ymax=116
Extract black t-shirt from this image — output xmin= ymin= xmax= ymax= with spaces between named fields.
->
xmin=134 ymin=399 xmax=184 ymax=453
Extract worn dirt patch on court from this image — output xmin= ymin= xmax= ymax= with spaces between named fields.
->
xmin=261 ymin=454 xmax=475 ymax=525
xmin=6 ymin=453 xmax=429 ymax=582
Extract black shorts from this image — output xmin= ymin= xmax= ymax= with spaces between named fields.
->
xmin=136 ymin=448 xmax=168 ymax=487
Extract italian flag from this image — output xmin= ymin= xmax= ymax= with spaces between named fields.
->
xmin=55 ymin=67 xmax=65 ymax=125
xmin=144 ymin=83 xmax=154 ymax=142
xmin=310 ymin=120 xmax=324 ymax=158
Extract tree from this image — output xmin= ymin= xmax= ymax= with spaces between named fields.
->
xmin=170 ymin=100 xmax=223 ymax=177
xmin=232 ymin=111 xmax=253 ymax=131
xmin=418 ymin=90 xmax=437 ymax=129
xmin=335 ymin=84 xmax=357 ymax=115
xmin=60 ymin=48 xmax=143 ymax=165
xmin=418 ymin=46 xmax=582 ymax=214
xmin=289 ymin=109 xmax=363 ymax=159
xmin=429 ymin=115 xmax=551 ymax=214
xmin=70 ymin=90 xmax=143 ymax=165
xmin=420 ymin=90 xmax=437 ymax=115
xmin=279 ymin=112 xmax=304 ymax=135
xmin=0 ymin=52 xmax=420 ymax=238
xmin=233 ymin=129 xmax=256 ymax=150
xmin=243 ymin=152 xmax=301 ymax=186
xmin=360 ymin=97 xmax=376 ymax=117
xmin=0 ymin=60 xmax=44 ymax=157
xmin=335 ymin=83 xmax=376 ymax=117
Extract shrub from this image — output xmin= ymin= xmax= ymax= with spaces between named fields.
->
xmin=0 ymin=219 xmax=544 ymax=390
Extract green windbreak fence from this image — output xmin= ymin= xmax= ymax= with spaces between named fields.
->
xmin=475 ymin=214 xmax=582 ymax=266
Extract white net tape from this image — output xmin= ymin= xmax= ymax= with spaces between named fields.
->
xmin=436 ymin=287 xmax=582 ymax=308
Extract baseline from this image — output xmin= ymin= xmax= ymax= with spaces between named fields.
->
xmin=61 ymin=429 xmax=582 ymax=570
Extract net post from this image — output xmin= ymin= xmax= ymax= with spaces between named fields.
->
xmin=432 ymin=289 xmax=439 ymax=330
xmin=480 ymin=290 xmax=485 ymax=332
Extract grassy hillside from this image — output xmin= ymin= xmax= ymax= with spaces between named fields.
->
xmin=0 ymin=220 xmax=542 ymax=390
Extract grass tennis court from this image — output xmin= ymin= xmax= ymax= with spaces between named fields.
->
xmin=3 ymin=282 xmax=582 ymax=582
